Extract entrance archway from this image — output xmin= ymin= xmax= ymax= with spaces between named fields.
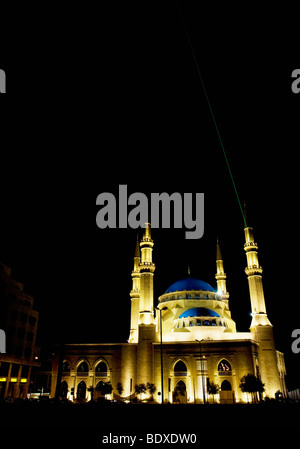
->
xmin=221 ymin=380 xmax=232 ymax=391
xmin=77 ymin=380 xmax=86 ymax=402
xmin=219 ymin=379 xmax=234 ymax=404
xmin=173 ymin=380 xmax=187 ymax=403
xmin=60 ymin=381 xmax=68 ymax=399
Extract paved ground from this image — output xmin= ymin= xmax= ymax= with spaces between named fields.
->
xmin=1 ymin=400 xmax=298 ymax=432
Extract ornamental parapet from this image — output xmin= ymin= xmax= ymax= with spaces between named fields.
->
xmin=245 ymin=265 xmax=263 ymax=276
xmin=244 ymin=241 xmax=258 ymax=250
xmin=139 ymin=262 xmax=155 ymax=273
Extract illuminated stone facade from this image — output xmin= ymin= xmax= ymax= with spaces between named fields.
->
xmin=51 ymin=224 xmax=286 ymax=403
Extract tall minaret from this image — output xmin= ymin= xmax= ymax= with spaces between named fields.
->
xmin=244 ymin=211 xmax=282 ymax=397
xmin=128 ymin=236 xmax=141 ymax=343
xmin=138 ymin=223 xmax=155 ymax=325
xmin=136 ymin=223 xmax=156 ymax=387
xmin=244 ymin=220 xmax=271 ymax=329
xmin=215 ymin=238 xmax=229 ymax=300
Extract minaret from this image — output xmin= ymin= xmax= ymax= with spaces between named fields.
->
xmin=136 ymin=223 xmax=156 ymax=387
xmin=138 ymin=223 xmax=155 ymax=325
xmin=244 ymin=220 xmax=271 ymax=328
xmin=244 ymin=209 xmax=282 ymax=397
xmin=215 ymin=238 xmax=229 ymax=300
xmin=128 ymin=236 xmax=141 ymax=343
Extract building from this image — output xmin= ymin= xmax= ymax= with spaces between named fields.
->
xmin=50 ymin=222 xmax=286 ymax=403
xmin=0 ymin=263 xmax=40 ymax=399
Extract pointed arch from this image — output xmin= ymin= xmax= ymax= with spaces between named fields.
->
xmin=176 ymin=380 xmax=186 ymax=390
xmin=172 ymin=357 xmax=190 ymax=374
xmin=77 ymin=380 xmax=86 ymax=399
xmin=173 ymin=380 xmax=187 ymax=403
xmin=95 ymin=361 xmax=108 ymax=377
xmin=174 ymin=360 xmax=188 ymax=374
xmin=76 ymin=360 xmax=89 ymax=376
xmin=60 ymin=380 xmax=68 ymax=398
xmin=75 ymin=358 xmax=90 ymax=369
xmin=221 ymin=380 xmax=232 ymax=391
xmin=217 ymin=358 xmax=232 ymax=375
xmin=62 ymin=360 xmax=71 ymax=373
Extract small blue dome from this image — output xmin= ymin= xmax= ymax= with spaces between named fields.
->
xmin=165 ymin=278 xmax=216 ymax=294
xmin=179 ymin=307 xmax=220 ymax=318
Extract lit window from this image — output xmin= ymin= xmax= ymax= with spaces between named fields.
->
xmin=218 ymin=359 xmax=232 ymax=374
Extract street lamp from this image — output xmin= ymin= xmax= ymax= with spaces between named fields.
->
xmin=196 ymin=339 xmax=206 ymax=404
xmin=156 ymin=306 xmax=168 ymax=404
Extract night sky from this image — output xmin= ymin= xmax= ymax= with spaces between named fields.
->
xmin=0 ymin=3 xmax=299 ymax=389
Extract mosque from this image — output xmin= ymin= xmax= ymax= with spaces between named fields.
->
xmin=50 ymin=221 xmax=286 ymax=403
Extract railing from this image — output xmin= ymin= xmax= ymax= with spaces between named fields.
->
xmin=95 ymin=371 xmax=107 ymax=377
xmin=218 ymin=371 xmax=232 ymax=376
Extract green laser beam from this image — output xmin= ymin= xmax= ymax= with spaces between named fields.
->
xmin=178 ymin=7 xmax=247 ymax=228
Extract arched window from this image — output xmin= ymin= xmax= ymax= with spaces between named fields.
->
xmin=218 ymin=359 xmax=231 ymax=374
xmin=221 ymin=380 xmax=232 ymax=391
xmin=174 ymin=360 xmax=187 ymax=376
xmin=95 ymin=361 xmax=107 ymax=377
xmin=62 ymin=361 xmax=71 ymax=373
xmin=77 ymin=380 xmax=86 ymax=399
xmin=77 ymin=361 xmax=89 ymax=375
xmin=60 ymin=381 xmax=68 ymax=398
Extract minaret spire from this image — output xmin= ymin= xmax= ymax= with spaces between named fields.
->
xmin=215 ymin=237 xmax=229 ymax=299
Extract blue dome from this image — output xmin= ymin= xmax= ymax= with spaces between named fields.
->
xmin=179 ymin=307 xmax=220 ymax=318
xmin=165 ymin=278 xmax=216 ymax=294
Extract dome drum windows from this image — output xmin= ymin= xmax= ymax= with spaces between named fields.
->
xmin=174 ymin=307 xmax=228 ymax=329
xmin=175 ymin=317 xmax=227 ymax=328
xmin=160 ymin=292 xmax=219 ymax=303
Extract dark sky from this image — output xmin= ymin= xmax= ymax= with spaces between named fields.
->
xmin=0 ymin=3 xmax=299 ymax=389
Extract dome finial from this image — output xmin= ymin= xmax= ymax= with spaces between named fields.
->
xmin=216 ymin=237 xmax=222 ymax=261
xmin=187 ymin=266 xmax=191 ymax=277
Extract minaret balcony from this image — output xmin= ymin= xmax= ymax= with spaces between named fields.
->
xmin=244 ymin=241 xmax=258 ymax=250
xmin=245 ymin=265 xmax=263 ymax=276
xmin=139 ymin=262 xmax=155 ymax=273
xmin=130 ymin=290 xmax=140 ymax=299
xmin=140 ymin=238 xmax=153 ymax=247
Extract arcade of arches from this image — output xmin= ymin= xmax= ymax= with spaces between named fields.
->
xmin=56 ymin=355 xmax=238 ymax=403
